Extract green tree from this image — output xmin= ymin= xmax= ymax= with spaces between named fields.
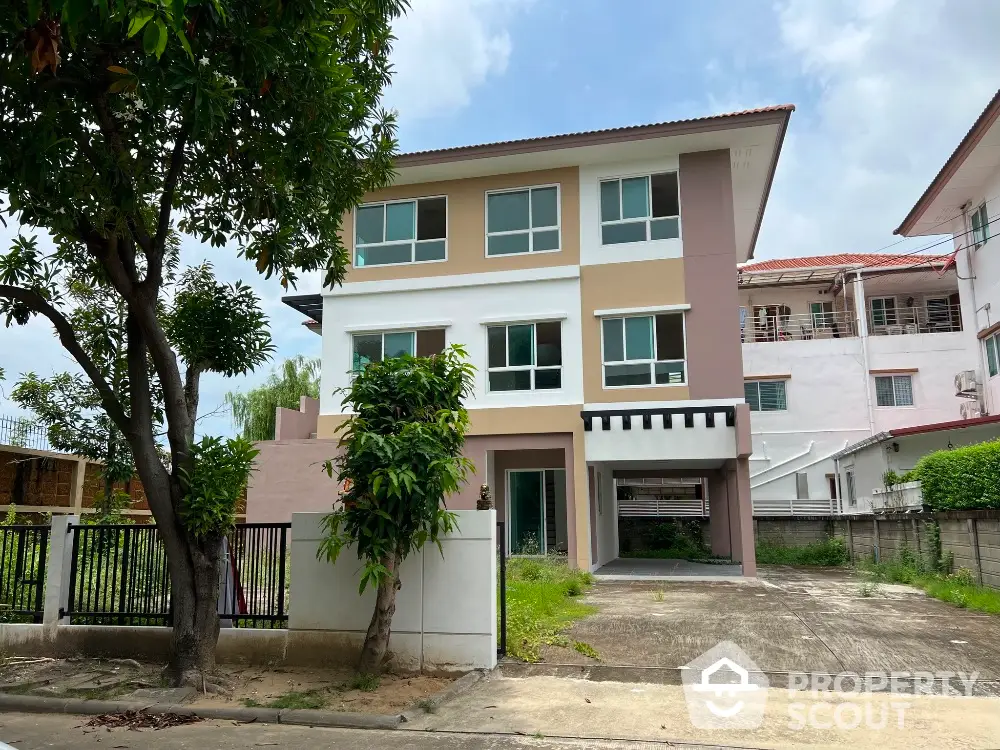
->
xmin=319 ymin=346 xmax=475 ymax=674
xmin=0 ymin=0 xmax=401 ymax=685
xmin=226 ymin=355 xmax=320 ymax=441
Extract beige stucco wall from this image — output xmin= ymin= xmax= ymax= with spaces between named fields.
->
xmin=340 ymin=167 xmax=580 ymax=282
xmin=246 ymin=439 xmax=339 ymax=523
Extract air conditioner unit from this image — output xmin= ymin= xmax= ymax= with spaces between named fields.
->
xmin=955 ymin=370 xmax=979 ymax=398
xmin=960 ymin=400 xmax=983 ymax=420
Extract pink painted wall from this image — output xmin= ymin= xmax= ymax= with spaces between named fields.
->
xmin=246 ymin=438 xmax=339 ymax=523
xmin=275 ymin=396 xmax=320 ymax=440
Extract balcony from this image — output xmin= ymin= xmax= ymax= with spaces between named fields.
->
xmin=868 ymin=303 xmax=962 ymax=336
xmin=742 ymin=310 xmax=857 ymax=343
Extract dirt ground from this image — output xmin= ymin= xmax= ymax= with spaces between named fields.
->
xmin=0 ymin=656 xmax=452 ymax=714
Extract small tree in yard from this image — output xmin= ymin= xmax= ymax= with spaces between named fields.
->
xmin=319 ymin=346 xmax=475 ymax=674
xmin=0 ymin=0 xmax=402 ymax=685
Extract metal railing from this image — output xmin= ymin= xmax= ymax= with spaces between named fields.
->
xmin=0 ymin=525 xmax=49 ymax=623
xmin=618 ymin=496 xmax=707 ymax=517
xmin=868 ymin=303 xmax=962 ymax=335
xmin=742 ymin=311 xmax=857 ymax=342
xmin=62 ymin=522 xmax=291 ymax=627
xmin=0 ymin=416 xmax=56 ymax=452
xmin=752 ymin=498 xmax=839 ymax=516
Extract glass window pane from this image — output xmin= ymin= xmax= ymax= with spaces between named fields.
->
xmin=385 ymin=201 xmax=415 ymax=241
xmin=487 ymin=233 xmax=530 ymax=256
xmin=987 ymin=336 xmax=998 ymax=377
xmin=487 ymin=326 xmax=506 ymax=368
xmin=744 ymin=382 xmax=761 ymax=411
xmin=654 ymin=314 xmax=684 ymax=361
xmin=654 ymin=361 xmax=685 ymax=384
xmin=602 ymin=221 xmax=647 ymax=245
xmin=535 ymin=321 xmax=561 ymax=367
xmin=416 ymin=197 xmax=447 ymax=240
xmin=758 ymin=381 xmax=786 ymax=410
xmin=624 ymin=316 xmax=653 ymax=360
xmin=532 ymin=229 xmax=560 ymax=252
xmin=650 ymin=217 xmax=680 ymax=240
xmin=600 ymin=180 xmax=620 ymax=222
xmin=508 ymin=324 xmax=534 ymax=367
xmin=602 ymin=318 xmax=624 ymax=362
xmin=416 ymin=328 xmax=446 ymax=357
xmin=893 ymin=376 xmax=913 ymax=407
xmin=621 ymin=176 xmax=649 ymax=220
xmin=488 ymin=191 xmax=530 ymax=233
xmin=383 ymin=331 xmax=415 ymax=359
xmin=534 ymin=368 xmax=561 ymax=390
xmin=355 ymin=205 xmax=384 ymax=245
xmin=650 ymin=172 xmax=679 ymax=217
xmin=352 ymin=334 xmax=382 ymax=370
xmin=414 ymin=239 xmax=446 ymax=262
xmin=875 ymin=376 xmax=894 ymax=407
xmin=489 ymin=370 xmax=531 ymax=392
xmin=356 ymin=243 xmax=412 ymax=267
xmin=531 ymin=187 xmax=558 ymax=228
xmin=605 ymin=363 xmax=651 ymax=387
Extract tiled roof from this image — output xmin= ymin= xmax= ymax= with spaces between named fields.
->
xmin=741 ymin=252 xmax=954 ymax=273
xmin=397 ymin=104 xmax=795 ymax=160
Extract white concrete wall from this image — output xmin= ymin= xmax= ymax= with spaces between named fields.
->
xmin=739 ymin=284 xmax=850 ymax=321
xmin=589 ymin=464 xmax=617 ymax=569
xmin=289 ymin=510 xmax=497 ymax=672
xmin=320 ymin=272 xmax=584 ymax=415
xmin=584 ymin=412 xmax=737 ymax=463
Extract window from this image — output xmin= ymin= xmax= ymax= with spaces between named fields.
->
xmin=744 ymin=380 xmax=787 ymax=411
xmin=487 ymin=322 xmax=562 ymax=391
xmin=599 ymin=172 xmax=680 ymax=245
xmin=355 ymin=197 xmax=447 ymax=266
xmin=971 ymin=203 xmax=990 ymax=248
xmin=985 ymin=332 xmax=999 ymax=378
xmin=845 ymin=470 xmax=856 ymax=507
xmin=601 ymin=313 xmax=685 ymax=387
xmin=810 ymin=301 xmax=834 ymax=328
xmin=826 ymin=474 xmax=839 ymax=500
xmin=486 ymin=186 xmax=560 ymax=256
xmin=870 ymin=297 xmax=897 ymax=327
xmin=875 ymin=374 xmax=914 ymax=407
xmin=795 ymin=473 xmax=809 ymax=500
xmin=351 ymin=329 xmax=446 ymax=371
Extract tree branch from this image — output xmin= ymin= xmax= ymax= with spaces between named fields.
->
xmin=183 ymin=362 xmax=204 ymax=445
xmin=149 ymin=117 xmax=193 ymax=290
xmin=0 ymin=284 xmax=131 ymax=433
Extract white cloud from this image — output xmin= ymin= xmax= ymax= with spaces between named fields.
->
xmin=384 ymin=0 xmax=526 ymax=122
xmin=755 ymin=0 xmax=1000 ymax=259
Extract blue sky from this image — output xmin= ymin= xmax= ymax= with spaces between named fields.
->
xmin=2 ymin=0 xmax=1000 ymax=439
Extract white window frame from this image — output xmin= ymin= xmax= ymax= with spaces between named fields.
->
xmin=874 ymin=374 xmax=914 ymax=408
xmin=486 ymin=321 xmax=562 ymax=392
xmin=600 ymin=312 xmax=687 ymax=389
xmin=809 ymin=300 xmax=834 ymax=328
xmin=506 ymin=468 xmax=558 ymax=556
xmin=598 ymin=171 xmax=682 ymax=245
xmin=870 ymin=296 xmax=898 ymax=328
xmin=484 ymin=183 xmax=561 ymax=257
xmin=744 ymin=380 xmax=788 ymax=412
xmin=985 ymin=331 xmax=999 ymax=379
xmin=845 ymin=469 xmax=856 ymax=507
xmin=972 ymin=202 xmax=990 ymax=249
xmin=353 ymin=195 xmax=448 ymax=267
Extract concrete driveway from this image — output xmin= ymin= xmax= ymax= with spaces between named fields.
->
xmin=533 ymin=565 xmax=1000 ymax=678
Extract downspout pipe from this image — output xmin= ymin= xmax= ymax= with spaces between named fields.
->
xmin=854 ymin=270 xmax=876 ymax=436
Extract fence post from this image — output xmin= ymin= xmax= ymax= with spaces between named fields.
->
xmin=873 ymin=518 xmax=881 ymax=562
xmin=967 ymin=518 xmax=984 ymax=586
xmin=43 ymin=514 xmax=79 ymax=627
xmin=845 ymin=518 xmax=854 ymax=562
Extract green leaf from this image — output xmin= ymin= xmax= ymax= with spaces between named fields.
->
xmin=127 ymin=8 xmax=154 ymax=38
xmin=153 ymin=19 xmax=168 ymax=58
xmin=173 ymin=26 xmax=193 ymax=60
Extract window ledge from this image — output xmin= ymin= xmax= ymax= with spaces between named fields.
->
xmin=480 ymin=313 xmax=568 ymax=325
xmin=344 ymin=320 xmax=452 ymax=333
xmin=601 ymin=383 xmax=687 ymax=390
xmin=594 ymin=304 xmax=690 ymax=317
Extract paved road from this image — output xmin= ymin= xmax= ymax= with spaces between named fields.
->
xmin=0 ymin=713 xmax=736 ymax=750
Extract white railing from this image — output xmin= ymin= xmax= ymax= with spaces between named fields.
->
xmin=871 ymin=481 xmax=923 ymax=512
xmin=868 ymin=304 xmax=962 ymax=336
xmin=742 ymin=311 xmax=857 ymax=343
xmin=752 ymin=498 xmax=839 ymax=516
xmin=618 ymin=496 xmax=707 ymax=517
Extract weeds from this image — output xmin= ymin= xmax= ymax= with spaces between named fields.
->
xmin=857 ymin=579 xmax=883 ymax=598
xmin=572 ymin=641 xmax=600 ymax=660
xmin=416 ymin=698 xmax=438 ymax=714
xmin=756 ymin=537 xmax=849 ymax=566
xmin=243 ymin=689 xmax=328 ymax=710
xmin=349 ymin=673 xmax=381 ymax=692
xmin=652 ymin=589 xmax=665 ymax=602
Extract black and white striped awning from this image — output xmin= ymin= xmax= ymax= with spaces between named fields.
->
xmin=581 ymin=406 xmax=736 ymax=432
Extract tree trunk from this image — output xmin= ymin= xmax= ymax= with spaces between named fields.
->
xmin=358 ymin=552 xmax=402 ymax=674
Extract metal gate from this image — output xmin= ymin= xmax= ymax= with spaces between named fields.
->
xmin=0 ymin=525 xmax=49 ymax=623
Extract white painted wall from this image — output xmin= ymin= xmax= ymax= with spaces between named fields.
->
xmin=579 ymin=156 xmax=683 ymax=266
xmin=739 ymin=284 xmax=849 ymax=322
xmin=320 ymin=274 xmax=584 ymax=415
xmin=584 ymin=412 xmax=737 ymax=463
xmin=589 ymin=464 xmax=618 ymax=569
xmin=289 ymin=510 xmax=497 ymax=672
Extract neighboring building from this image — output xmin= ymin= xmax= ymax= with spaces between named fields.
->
xmin=280 ymin=105 xmax=795 ymax=575
xmin=738 ymin=253 xmax=976 ymax=515
xmin=832 ymin=414 xmax=1000 ymax=514
xmin=895 ymin=88 xmax=1000 ymax=417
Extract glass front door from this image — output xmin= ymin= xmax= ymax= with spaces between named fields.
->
xmin=509 ymin=470 xmax=545 ymax=555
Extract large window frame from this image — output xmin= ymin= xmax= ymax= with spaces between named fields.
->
xmin=600 ymin=312 xmax=687 ymax=389
xmin=350 ymin=328 xmax=446 ymax=373
xmin=874 ymin=374 xmax=914 ymax=408
xmin=870 ymin=296 xmax=898 ymax=327
xmin=484 ymin=184 xmax=561 ymax=257
xmin=354 ymin=195 xmax=448 ymax=268
xmin=971 ymin=203 xmax=990 ymax=249
xmin=599 ymin=171 xmax=681 ymax=246
xmin=744 ymin=380 xmax=788 ymax=411
xmin=486 ymin=321 xmax=562 ymax=392
xmin=985 ymin=331 xmax=999 ymax=379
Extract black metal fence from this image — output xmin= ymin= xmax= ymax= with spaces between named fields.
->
xmin=0 ymin=525 xmax=49 ymax=623
xmin=0 ymin=415 xmax=56 ymax=452
xmin=497 ymin=520 xmax=506 ymax=657
xmin=61 ymin=522 xmax=291 ymax=627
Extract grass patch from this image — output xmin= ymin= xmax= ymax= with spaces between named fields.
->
xmin=756 ymin=537 xmax=849 ymax=566
xmin=859 ymin=551 xmax=1000 ymax=615
xmin=572 ymin=641 xmax=600 ymax=660
xmin=416 ymin=698 xmax=438 ymax=714
xmin=243 ymin=689 xmax=328 ymax=710
xmin=504 ymin=556 xmax=596 ymax=662
xmin=349 ymin=673 xmax=380 ymax=692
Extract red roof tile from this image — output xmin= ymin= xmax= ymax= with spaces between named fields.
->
xmin=741 ymin=252 xmax=955 ymax=273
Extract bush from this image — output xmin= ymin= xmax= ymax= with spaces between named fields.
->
xmin=756 ymin=537 xmax=849 ymax=566
xmin=911 ymin=440 xmax=1000 ymax=510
